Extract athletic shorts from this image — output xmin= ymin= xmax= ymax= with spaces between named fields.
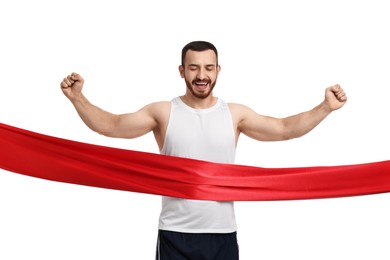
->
xmin=156 ymin=230 xmax=239 ymax=260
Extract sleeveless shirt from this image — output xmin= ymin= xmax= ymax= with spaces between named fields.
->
xmin=159 ymin=97 xmax=237 ymax=233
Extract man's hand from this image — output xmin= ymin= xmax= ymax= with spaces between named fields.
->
xmin=324 ymin=84 xmax=347 ymax=111
xmin=60 ymin=72 xmax=84 ymax=101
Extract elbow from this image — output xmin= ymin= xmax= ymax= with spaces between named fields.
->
xmin=277 ymin=132 xmax=296 ymax=141
xmin=94 ymin=116 xmax=120 ymax=137
xmin=276 ymin=127 xmax=303 ymax=141
xmin=281 ymin=128 xmax=308 ymax=141
xmin=97 ymin=129 xmax=114 ymax=137
xmin=278 ymin=120 xmax=305 ymax=141
xmin=94 ymin=126 xmax=116 ymax=137
xmin=282 ymin=134 xmax=300 ymax=141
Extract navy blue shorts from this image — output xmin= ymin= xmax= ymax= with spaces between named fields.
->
xmin=156 ymin=230 xmax=239 ymax=260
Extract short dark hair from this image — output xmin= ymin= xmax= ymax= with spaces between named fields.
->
xmin=181 ymin=41 xmax=218 ymax=66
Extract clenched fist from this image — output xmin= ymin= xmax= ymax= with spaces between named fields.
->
xmin=325 ymin=84 xmax=347 ymax=111
xmin=60 ymin=72 xmax=84 ymax=101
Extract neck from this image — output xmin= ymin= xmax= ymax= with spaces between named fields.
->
xmin=180 ymin=94 xmax=217 ymax=109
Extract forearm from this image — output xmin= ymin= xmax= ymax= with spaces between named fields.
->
xmin=282 ymin=101 xmax=332 ymax=139
xmin=70 ymin=94 xmax=119 ymax=136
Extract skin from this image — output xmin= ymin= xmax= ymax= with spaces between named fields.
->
xmin=61 ymin=49 xmax=347 ymax=151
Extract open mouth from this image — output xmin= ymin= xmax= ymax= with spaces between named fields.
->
xmin=193 ymin=81 xmax=209 ymax=90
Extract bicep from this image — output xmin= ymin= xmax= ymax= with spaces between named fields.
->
xmin=234 ymin=104 xmax=287 ymax=141
xmin=108 ymin=104 xmax=158 ymax=139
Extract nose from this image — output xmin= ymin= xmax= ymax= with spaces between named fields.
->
xmin=197 ymin=68 xmax=206 ymax=80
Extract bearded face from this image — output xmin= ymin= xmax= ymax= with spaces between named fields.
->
xmin=183 ymin=72 xmax=217 ymax=99
xmin=179 ymin=50 xmax=220 ymax=99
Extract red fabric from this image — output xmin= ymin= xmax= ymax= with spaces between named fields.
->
xmin=1 ymin=122 xmax=389 ymax=201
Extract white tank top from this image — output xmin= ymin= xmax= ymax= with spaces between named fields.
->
xmin=159 ymin=97 xmax=237 ymax=233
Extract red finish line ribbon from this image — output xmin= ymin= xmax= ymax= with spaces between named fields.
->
xmin=1 ymin=122 xmax=390 ymax=201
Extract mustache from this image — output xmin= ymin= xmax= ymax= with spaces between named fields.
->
xmin=192 ymin=79 xmax=211 ymax=84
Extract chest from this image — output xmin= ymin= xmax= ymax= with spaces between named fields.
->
xmin=162 ymin=105 xmax=236 ymax=162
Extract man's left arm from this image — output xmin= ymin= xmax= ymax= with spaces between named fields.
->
xmin=233 ymin=84 xmax=347 ymax=142
xmin=281 ymin=84 xmax=347 ymax=139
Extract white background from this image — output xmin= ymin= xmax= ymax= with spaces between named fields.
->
xmin=1 ymin=1 xmax=389 ymax=259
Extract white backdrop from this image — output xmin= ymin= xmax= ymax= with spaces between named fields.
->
xmin=1 ymin=1 xmax=389 ymax=259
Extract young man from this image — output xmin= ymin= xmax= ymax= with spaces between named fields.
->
xmin=60 ymin=41 xmax=347 ymax=259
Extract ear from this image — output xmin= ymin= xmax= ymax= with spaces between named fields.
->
xmin=178 ymin=65 xmax=185 ymax=78
xmin=217 ymin=64 xmax=221 ymax=76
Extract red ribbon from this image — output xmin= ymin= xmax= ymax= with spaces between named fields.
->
xmin=1 ymin=122 xmax=389 ymax=201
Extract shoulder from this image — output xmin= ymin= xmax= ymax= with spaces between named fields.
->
xmin=226 ymin=103 xmax=252 ymax=125
xmin=227 ymin=102 xmax=268 ymax=126
xmin=228 ymin=102 xmax=255 ymax=116
xmin=143 ymin=101 xmax=170 ymax=114
xmin=142 ymin=101 xmax=171 ymax=121
xmin=146 ymin=101 xmax=171 ymax=109
xmin=227 ymin=102 xmax=247 ymax=110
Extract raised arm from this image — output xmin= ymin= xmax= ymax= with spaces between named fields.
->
xmin=230 ymin=84 xmax=347 ymax=142
xmin=60 ymin=73 xmax=169 ymax=143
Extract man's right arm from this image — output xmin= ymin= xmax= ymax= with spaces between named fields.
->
xmin=60 ymin=72 xmax=159 ymax=139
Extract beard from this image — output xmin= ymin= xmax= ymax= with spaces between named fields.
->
xmin=184 ymin=78 xmax=217 ymax=99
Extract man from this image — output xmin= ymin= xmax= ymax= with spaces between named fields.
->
xmin=61 ymin=41 xmax=347 ymax=259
